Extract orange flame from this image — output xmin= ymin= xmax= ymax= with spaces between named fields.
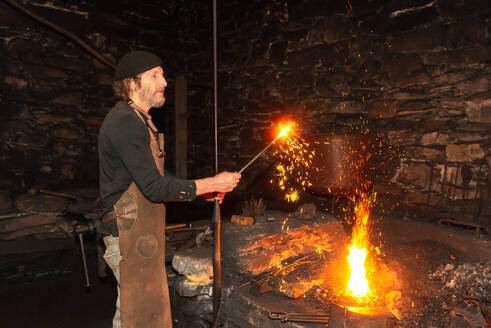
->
xmin=347 ymin=245 xmax=370 ymax=297
xmin=346 ymin=193 xmax=372 ymax=299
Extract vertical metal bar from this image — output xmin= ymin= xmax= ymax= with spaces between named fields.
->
xmin=462 ymin=166 xmax=466 ymax=201
xmin=213 ymin=200 xmax=221 ymax=326
xmin=452 ymin=165 xmax=459 ymax=201
xmin=474 ymin=163 xmax=484 ymax=237
xmin=475 ymin=182 xmax=482 ymax=238
xmin=212 ymin=1 xmax=222 ymax=327
xmin=213 ymin=0 xmax=218 ymax=175
xmin=427 ymin=163 xmax=433 ymax=206
xmin=446 ymin=169 xmax=453 ymax=204
xmin=442 ymin=164 xmax=448 ymax=207
xmin=448 ymin=165 xmax=457 ymax=219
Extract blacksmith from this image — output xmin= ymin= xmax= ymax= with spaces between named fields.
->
xmin=98 ymin=50 xmax=241 ymax=328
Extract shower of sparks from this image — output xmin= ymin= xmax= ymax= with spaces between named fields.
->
xmin=281 ymin=218 xmax=289 ymax=231
xmin=274 ymin=164 xmax=287 ymax=190
xmin=269 ymin=123 xmax=318 ymax=203
xmin=285 ymin=189 xmax=299 ymax=202
xmin=269 ymin=116 xmax=402 ymax=207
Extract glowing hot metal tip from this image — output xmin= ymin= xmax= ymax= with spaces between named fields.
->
xmin=238 ymin=123 xmax=294 ymax=174
xmin=276 ymin=126 xmax=291 ymax=139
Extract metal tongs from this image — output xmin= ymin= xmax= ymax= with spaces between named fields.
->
xmin=269 ymin=311 xmax=330 ymax=323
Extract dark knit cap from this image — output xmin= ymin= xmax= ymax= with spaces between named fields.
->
xmin=115 ymin=50 xmax=162 ymax=80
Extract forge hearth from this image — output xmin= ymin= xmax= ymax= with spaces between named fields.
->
xmin=167 ymin=208 xmax=489 ymax=327
xmin=212 ymin=210 xmax=490 ymax=328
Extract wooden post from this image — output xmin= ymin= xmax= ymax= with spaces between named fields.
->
xmin=175 ymin=75 xmax=188 ymax=179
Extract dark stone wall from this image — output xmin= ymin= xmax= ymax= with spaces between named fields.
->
xmin=0 ymin=0 xmax=490 ymax=223
xmin=0 ymin=0 xmax=214 ymax=190
xmin=211 ymin=0 xmax=490 ymax=221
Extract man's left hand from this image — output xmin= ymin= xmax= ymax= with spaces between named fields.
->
xmin=199 ymin=192 xmax=225 ymax=204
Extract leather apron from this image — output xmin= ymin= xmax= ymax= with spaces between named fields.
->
xmin=114 ymin=106 xmax=172 ymax=328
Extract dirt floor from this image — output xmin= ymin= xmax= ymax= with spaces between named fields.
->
xmin=0 ymin=201 xmax=222 ymax=328
xmin=0 ymin=247 xmax=115 ymax=328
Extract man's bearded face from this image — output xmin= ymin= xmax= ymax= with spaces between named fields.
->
xmin=134 ymin=66 xmax=167 ymax=108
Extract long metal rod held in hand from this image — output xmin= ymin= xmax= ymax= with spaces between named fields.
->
xmin=212 ymin=0 xmax=222 ymax=327
xmin=239 ymin=138 xmax=277 ymax=174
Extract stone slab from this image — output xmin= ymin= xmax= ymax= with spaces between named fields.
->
xmin=172 ymin=246 xmax=213 ymax=281
xmin=379 ymin=217 xmax=491 ymax=261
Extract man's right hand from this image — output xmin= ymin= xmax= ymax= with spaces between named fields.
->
xmin=195 ymin=171 xmax=241 ymax=196
xmin=212 ymin=171 xmax=241 ymax=192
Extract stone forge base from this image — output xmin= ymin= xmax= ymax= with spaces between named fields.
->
xmin=220 ymin=286 xmax=396 ymax=328
xmin=169 ymin=210 xmax=491 ymax=328
xmin=219 ymin=211 xmax=394 ymax=328
xmin=221 ymin=287 xmax=330 ymax=328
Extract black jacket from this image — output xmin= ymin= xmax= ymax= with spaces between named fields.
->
xmin=98 ymin=101 xmax=196 ymax=233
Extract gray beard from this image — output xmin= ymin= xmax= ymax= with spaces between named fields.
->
xmin=150 ymin=96 xmax=165 ymax=108
xmin=138 ymin=88 xmax=165 ymax=109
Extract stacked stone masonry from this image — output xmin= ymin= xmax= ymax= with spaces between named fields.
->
xmin=0 ymin=0 xmax=489 ymax=224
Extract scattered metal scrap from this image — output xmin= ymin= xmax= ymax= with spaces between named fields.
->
xmin=239 ymin=252 xmax=323 ymax=292
xmin=269 ymin=311 xmax=330 ymax=323
xmin=269 ymin=303 xmax=397 ymax=327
